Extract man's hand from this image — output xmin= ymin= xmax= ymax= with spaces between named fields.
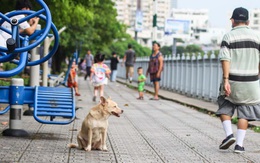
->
xmin=223 ymin=80 xmax=231 ymax=96
xmin=29 ymin=17 xmax=39 ymax=25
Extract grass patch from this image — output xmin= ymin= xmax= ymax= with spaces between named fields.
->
xmin=198 ymin=108 xmax=207 ymax=113
xmin=231 ymin=117 xmax=238 ymax=124
xmin=253 ymin=126 xmax=260 ymax=133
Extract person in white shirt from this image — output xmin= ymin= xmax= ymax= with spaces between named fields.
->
xmin=0 ymin=0 xmax=39 ymax=48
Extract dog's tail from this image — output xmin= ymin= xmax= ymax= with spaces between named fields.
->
xmin=67 ymin=143 xmax=78 ymax=148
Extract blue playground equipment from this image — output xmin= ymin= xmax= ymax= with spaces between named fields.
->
xmin=0 ymin=0 xmax=76 ymax=137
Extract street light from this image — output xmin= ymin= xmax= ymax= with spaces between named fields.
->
xmin=152 ymin=0 xmax=157 ymax=45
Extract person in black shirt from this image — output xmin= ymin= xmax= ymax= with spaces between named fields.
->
xmin=110 ymin=52 xmax=119 ymax=82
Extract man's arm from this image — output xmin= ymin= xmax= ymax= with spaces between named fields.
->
xmin=121 ymin=55 xmax=126 ymax=66
xmin=22 ymin=17 xmax=40 ymax=35
xmin=221 ymin=60 xmax=231 ymax=96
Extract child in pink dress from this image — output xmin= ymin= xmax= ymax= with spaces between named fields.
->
xmin=90 ymin=53 xmax=111 ymax=102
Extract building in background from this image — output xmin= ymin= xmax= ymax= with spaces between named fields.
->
xmin=170 ymin=0 xmax=177 ymax=9
xmin=113 ymin=0 xmax=260 ymax=52
xmin=113 ymin=0 xmax=171 ymax=48
xmin=250 ymin=8 xmax=260 ymax=30
xmin=169 ymin=8 xmax=209 ymax=41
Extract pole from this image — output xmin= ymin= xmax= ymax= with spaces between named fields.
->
xmin=152 ymin=0 xmax=157 ymax=45
xmin=135 ymin=0 xmax=141 ymax=41
xmin=3 ymin=78 xmax=29 ymax=137
xmin=42 ymin=38 xmax=51 ymax=86
xmin=42 ymin=26 xmax=66 ymax=87
xmin=30 ymin=24 xmax=41 ymax=87
xmin=172 ymin=38 xmax=177 ymax=56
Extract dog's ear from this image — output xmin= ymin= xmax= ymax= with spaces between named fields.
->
xmin=100 ymin=96 xmax=106 ymax=105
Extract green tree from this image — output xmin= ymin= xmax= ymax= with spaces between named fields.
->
xmin=160 ymin=46 xmax=172 ymax=56
xmin=0 ymin=0 xmax=128 ymax=73
xmin=184 ymin=44 xmax=204 ymax=54
xmin=102 ymin=39 xmax=151 ymax=59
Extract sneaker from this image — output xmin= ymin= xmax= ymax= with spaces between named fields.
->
xmin=234 ymin=145 xmax=245 ymax=153
xmin=219 ymin=134 xmax=236 ymax=150
xmin=92 ymin=96 xmax=96 ymax=102
xmin=75 ymin=93 xmax=81 ymax=96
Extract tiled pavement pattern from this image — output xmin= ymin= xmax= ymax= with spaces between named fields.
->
xmin=0 ymin=76 xmax=259 ymax=163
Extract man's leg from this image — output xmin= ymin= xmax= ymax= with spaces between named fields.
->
xmin=234 ymin=118 xmax=248 ymax=153
xmin=129 ymin=67 xmax=134 ymax=83
xmin=125 ymin=67 xmax=129 ymax=82
xmin=220 ymin=115 xmax=233 ymax=136
xmin=87 ymin=67 xmax=91 ymax=79
xmin=84 ymin=66 xmax=88 ymax=80
xmin=219 ymin=114 xmax=236 ymax=149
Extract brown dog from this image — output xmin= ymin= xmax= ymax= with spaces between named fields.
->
xmin=68 ymin=96 xmax=123 ymax=151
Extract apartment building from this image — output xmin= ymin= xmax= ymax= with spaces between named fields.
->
xmin=248 ymin=8 xmax=260 ymax=31
xmin=169 ymin=8 xmax=209 ymax=40
xmin=170 ymin=0 xmax=177 ymax=9
xmin=113 ymin=0 xmax=171 ymax=47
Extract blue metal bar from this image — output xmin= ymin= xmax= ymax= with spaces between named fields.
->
xmin=0 ymin=39 xmax=28 ymax=77
xmin=0 ymin=12 xmax=10 ymax=24
xmin=0 ymin=86 xmax=10 ymax=103
xmin=0 ymin=105 xmax=10 ymax=115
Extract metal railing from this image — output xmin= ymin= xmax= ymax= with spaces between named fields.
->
xmin=107 ymin=53 xmax=222 ymax=102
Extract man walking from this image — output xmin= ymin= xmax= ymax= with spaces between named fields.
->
xmin=83 ymin=50 xmax=94 ymax=80
xmin=122 ymin=44 xmax=136 ymax=83
xmin=216 ymin=7 xmax=260 ymax=153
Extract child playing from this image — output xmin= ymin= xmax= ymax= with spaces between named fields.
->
xmin=137 ymin=67 xmax=146 ymax=100
xmin=90 ymin=53 xmax=111 ymax=102
xmin=68 ymin=61 xmax=81 ymax=96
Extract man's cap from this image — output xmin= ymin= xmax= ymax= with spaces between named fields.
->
xmin=231 ymin=7 xmax=249 ymax=21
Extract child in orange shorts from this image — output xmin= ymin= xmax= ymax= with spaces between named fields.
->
xmin=68 ymin=61 xmax=80 ymax=96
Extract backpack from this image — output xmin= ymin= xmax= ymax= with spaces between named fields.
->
xmin=149 ymin=52 xmax=162 ymax=74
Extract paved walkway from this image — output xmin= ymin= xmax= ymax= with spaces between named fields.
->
xmin=116 ymin=78 xmax=260 ymax=127
xmin=0 ymin=76 xmax=259 ymax=163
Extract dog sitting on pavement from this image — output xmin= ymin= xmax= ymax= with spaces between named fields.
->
xmin=68 ymin=96 xmax=123 ymax=151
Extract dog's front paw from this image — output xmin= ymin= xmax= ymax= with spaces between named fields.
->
xmin=84 ymin=146 xmax=91 ymax=152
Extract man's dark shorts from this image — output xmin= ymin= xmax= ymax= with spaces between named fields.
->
xmin=216 ymin=95 xmax=260 ymax=121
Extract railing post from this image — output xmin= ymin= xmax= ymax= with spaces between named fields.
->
xmin=3 ymin=78 xmax=29 ymax=137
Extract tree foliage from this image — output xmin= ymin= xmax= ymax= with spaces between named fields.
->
xmin=102 ymin=39 xmax=151 ymax=59
xmin=0 ymin=0 xmax=129 ymax=73
xmin=185 ymin=44 xmax=204 ymax=54
xmin=160 ymin=44 xmax=204 ymax=56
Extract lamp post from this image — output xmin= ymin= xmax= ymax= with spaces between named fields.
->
xmin=152 ymin=0 xmax=157 ymax=45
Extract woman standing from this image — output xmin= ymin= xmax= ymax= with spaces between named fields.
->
xmin=146 ymin=42 xmax=164 ymax=100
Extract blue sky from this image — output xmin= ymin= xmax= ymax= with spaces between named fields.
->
xmin=178 ymin=0 xmax=260 ymax=28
